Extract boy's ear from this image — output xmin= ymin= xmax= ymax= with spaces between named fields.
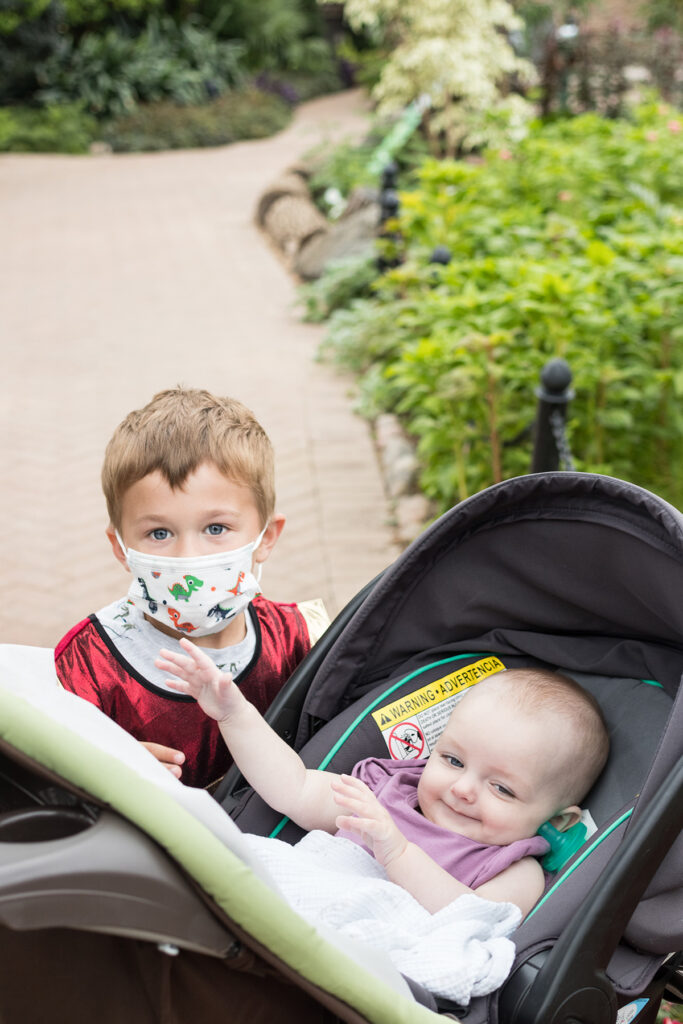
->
xmin=254 ymin=513 xmax=285 ymax=564
xmin=549 ymin=805 xmax=582 ymax=833
xmin=106 ymin=525 xmax=129 ymax=571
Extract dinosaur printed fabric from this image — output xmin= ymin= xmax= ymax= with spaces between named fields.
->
xmin=116 ymin=528 xmax=267 ymax=637
xmin=54 ymin=595 xmax=313 ymax=788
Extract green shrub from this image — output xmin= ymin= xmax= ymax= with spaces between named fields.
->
xmin=0 ymin=0 xmax=166 ymax=35
xmin=299 ymin=253 xmax=379 ymax=322
xmin=319 ymin=99 xmax=683 ymax=510
xmin=305 ymin=123 xmax=430 ymax=215
xmin=36 ymin=15 xmax=245 ymax=118
xmin=0 ymin=101 xmax=96 ymax=151
xmin=198 ymin=0 xmax=330 ymax=73
xmin=101 ymin=86 xmax=291 ymax=150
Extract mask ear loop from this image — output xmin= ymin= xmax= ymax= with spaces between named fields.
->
xmin=253 ymin=524 xmax=269 ymax=584
xmin=114 ymin=530 xmax=128 ymax=561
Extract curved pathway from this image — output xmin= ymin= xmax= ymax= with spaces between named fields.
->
xmin=0 ymin=89 xmax=397 ymax=647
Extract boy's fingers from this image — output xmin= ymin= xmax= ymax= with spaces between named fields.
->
xmin=140 ymin=741 xmax=186 ymax=766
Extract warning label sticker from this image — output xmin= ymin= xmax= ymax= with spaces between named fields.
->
xmin=372 ymin=657 xmax=505 ymax=759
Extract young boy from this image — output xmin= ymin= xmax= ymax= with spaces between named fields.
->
xmin=157 ymin=645 xmax=610 ymax=917
xmin=55 ymin=388 xmax=329 ymax=789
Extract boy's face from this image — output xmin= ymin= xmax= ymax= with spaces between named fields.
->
xmin=417 ymin=684 xmax=579 ymax=846
xmin=109 ymin=462 xmax=282 ymax=566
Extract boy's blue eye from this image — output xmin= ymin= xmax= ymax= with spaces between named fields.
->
xmin=206 ymin=524 xmax=227 ymax=536
xmin=444 ymin=754 xmax=464 ymax=769
xmin=151 ymin=528 xmax=170 ymax=541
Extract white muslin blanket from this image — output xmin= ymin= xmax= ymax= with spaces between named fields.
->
xmin=245 ymin=829 xmax=521 ymax=1005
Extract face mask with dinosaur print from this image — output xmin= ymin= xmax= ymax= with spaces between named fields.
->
xmin=116 ymin=527 xmax=267 ymax=638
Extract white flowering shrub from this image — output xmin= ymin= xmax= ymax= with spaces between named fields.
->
xmin=322 ymin=0 xmax=537 ymax=152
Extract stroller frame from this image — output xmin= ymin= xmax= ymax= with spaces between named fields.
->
xmin=1 ymin=471 xmax=682 ymax=1023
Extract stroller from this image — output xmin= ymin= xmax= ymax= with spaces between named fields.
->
xmin=0 ymin=471 xmax=682 ymax=1024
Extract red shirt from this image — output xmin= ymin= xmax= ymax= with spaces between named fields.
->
xmin=55 ymin=596 xmax=311 ymax=788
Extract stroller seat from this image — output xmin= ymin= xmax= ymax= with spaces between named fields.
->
xmin=0 ymin=648 xmax=432 ymax=1024
xmin=1 ymin=472 xmax=682 ymax=1024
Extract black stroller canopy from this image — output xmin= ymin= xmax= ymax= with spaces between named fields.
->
xmin=1 ymin=471 xmax=682 ymax=1024
xmin=305 ymin=472 xmax=683 ymax=728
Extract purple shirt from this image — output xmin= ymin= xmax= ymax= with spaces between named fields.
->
xmin=336 ymin=757 xmax=550 ymax=887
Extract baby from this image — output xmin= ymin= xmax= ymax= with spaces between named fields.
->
xmin=157 ymin=642 xmax=609 ymax=917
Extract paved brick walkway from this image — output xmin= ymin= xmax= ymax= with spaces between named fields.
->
xmin=0 ymin=89 xmax=399 ymax=647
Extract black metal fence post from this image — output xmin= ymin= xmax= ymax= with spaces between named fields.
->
xmin=531 ymin=358 xmax=575 ymax=473
xmin=377 ymin=161 xmax=402 ymax=272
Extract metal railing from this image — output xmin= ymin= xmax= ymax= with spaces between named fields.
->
xmin=531 ymin=358 xmax=575 ymax=473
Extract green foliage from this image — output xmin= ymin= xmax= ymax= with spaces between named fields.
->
xmin=0 ymin=2 xmax=63 ymax=103
xmin=299 ymin=253 xmax=379 ymax=322
xmin=0 ymin=0 xmax=48 ymax=34
xmin=101 ymin=86 xmax=291 ymax=150
xmin=326 ymin=0 xmax=537 ymax=154
xmin=305 ymin=118 xmax=430 ymax=214
xmin=0 ymin=0 xmax=167 ymax=35
xmin=319 ymin=100 xmax=683 ymax=510
xmin=57 ymin=0 xmax=164 ymax=28
xmin=200 ymin=0 xmax=331 ymax=73
xmin=0 ymin=100 xmax=96 ymax=150
xmin=645 ymin=0 xmax=683 ymax=33
xmin=36 ymin=15 xmax=245 ymax=117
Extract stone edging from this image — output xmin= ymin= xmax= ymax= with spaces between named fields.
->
xmin=256 ymin=173 xmax=434 ymax=548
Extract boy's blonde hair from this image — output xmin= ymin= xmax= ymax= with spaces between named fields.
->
xmin=471 ymin=667 xmax=610 ymax=807
xmin=102 ymin=388 xmax=275 ymax=530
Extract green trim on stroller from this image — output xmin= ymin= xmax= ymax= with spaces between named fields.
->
xmin=270 ymin=652 xmax=487 ymax=838
xmin=0 ymin=682 xmax=441 ymax=1024
xmin=270 ymin=653 xmax=641 ymax=918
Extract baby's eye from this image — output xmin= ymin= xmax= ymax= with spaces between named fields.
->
xmin=150 ymin=528 xmax=170 ymax=541
xmin=205 ymin=523 xmax=227 ymax=536
xmin=493 ymin=783 xmax=516 ymax=798
xmin=443 ymin=754 xmax=464 ymax=769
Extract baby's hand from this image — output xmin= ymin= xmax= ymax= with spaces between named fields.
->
xmin=331 ymin=774 xmax=408 ymax=868
xmin=155 ymin=638 xmax=236 ymax=723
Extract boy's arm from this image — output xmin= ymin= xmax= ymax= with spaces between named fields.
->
xmin=156 ymin=640 xmax=340 ymax=832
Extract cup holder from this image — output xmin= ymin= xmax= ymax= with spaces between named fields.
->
xmin=0 ymin=806 xmax=95 ymax=842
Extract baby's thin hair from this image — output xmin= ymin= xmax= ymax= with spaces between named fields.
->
xmin=102 ymin=387 xmax=275 ymax=530
xmin=477 ymin=667 xmax=610 ymax=806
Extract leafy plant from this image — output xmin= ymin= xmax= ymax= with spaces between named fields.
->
xmin=36 ymin=14 xmax=245 ymax=117
xmin=101 ymin=85 xmax=291 ymax=150
xmin=0 ymin=100 xmax=96 ymax=150
xmin=299 ymin=253 xmax=379 ymax=322
xmin=200 ymin=0 xmax=331 ymax=73
xmin=321 ymin=0 xmax=537 ymax=155
xmin=317 ymin=99 xmax=683 ymax=510
xmin=0 ymin=0 xmax=167 ymax=35
xmin=0 ymin=1 xmax=64 ymax=102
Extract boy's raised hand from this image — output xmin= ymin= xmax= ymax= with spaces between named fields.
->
xmin=155 ymin=638 xmax=237 ymax=723
xmin=331 ymin=774 xmax=408 ymax=869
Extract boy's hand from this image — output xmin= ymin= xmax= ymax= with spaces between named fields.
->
xmin=331 ymin=774 xmax=408 ymax=868
xmin=155 ymin=638 xmax=237 ymax=723
xmin=140 ymin=741 xmax=185 ymax=779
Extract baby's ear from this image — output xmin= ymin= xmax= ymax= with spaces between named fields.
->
xmin=106 ymin=525 xmax=129 ymax=571
xmin=550 ymin=805 xmax=582 ymax=833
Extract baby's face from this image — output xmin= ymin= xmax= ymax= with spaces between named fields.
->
xmin=416 ymin=685 xmax=566 ymax=847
